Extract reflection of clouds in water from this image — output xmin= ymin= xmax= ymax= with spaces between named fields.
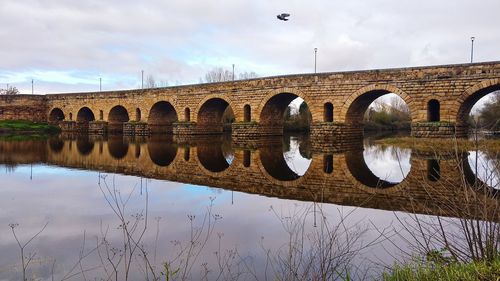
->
xmin=283 ymin=137 xmax=311 ymax=176
xmin=364 ymin=145 xmax=411 ymax=183
xmin=0 ymin=165 xmax=376 ymax=279
xmin=225 ymin=153 xmax=234 ymax=165
xmin=468 ymin=151 xmax=500 ymax=190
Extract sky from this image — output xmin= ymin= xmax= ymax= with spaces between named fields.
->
xmin=1 ymin=0 xmax=499 ymax=97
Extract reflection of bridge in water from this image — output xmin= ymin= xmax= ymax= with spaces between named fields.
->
xmin=0 ymin=135 xmax=498 ymax=220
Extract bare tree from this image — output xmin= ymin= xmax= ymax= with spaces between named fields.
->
xmin=238 ymin=72 xmax=258 ymax=80
xmin=145 ymin=75 xmax=157 ymax=89
xmin=0 ymin=86 xmax=20 ymax=95
xmin=143 ymin=75 xmax=169 ymax=89
xmin=203 ymin=67 xmax=233 ymax=83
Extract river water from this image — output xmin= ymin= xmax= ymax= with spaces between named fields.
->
xmin=0 ymin=133 xmax=498 ymax=280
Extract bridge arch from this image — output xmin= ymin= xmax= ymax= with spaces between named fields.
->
xmin=108 ymin=105 xmax=130 ymax=133
xmin=48 ymin=108 xmax=65 ymax=122
xmin=195 ymin=95 xmax=235 ymax=134
xmin=76 ymin=107 xmax=95 ymax=122
xmin=453 ymin=78 xmax=500 ymax=131
xmin=256 ymin=88 xmax=313 ymax=134
xmin=339 ymin=84 xmax=416 ymax=124
xmin=340 ymin=84 xmax=414 ymax=124
xmin=148 ymin=101 xmax=178 ymax=134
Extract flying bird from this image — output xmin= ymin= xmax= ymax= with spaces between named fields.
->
xmin=277 ymin=13 xmax=290 ymax=21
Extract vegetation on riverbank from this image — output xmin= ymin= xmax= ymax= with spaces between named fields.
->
xmin=383 ymin=257 xmax=500 ymax=281
xmin=284 ymin=101 xmax=311 ymax=132
xmin=375 ymin=136 xmax=500 ymax=151
xmin=0 ymin=120 xmax=60 ymax=135
xmin=364 ymin=96 xmax=411 ymax=131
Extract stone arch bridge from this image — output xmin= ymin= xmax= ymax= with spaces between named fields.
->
xmin=2 ymin=61 xmax=500 ymax=139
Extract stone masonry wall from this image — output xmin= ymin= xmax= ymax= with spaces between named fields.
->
xmin=0 ymin=95 xmax=47 ymax=122
xmin=1 ymin=61 xmax=500 ymax=138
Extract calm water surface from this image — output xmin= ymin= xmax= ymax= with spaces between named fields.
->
xmin=0 ymin=133 xmax=498 ymax=280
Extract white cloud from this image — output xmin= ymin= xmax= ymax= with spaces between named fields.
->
xmin=0 ymin=0 xmax=499 ymax=94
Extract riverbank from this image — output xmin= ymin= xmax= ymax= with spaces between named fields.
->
xmin=383 ymin=258 xmax=500 ymax=281
xmin=0 ymin=120 xmax=60 ymax=136
xmin=375 ymin=137 xmax=500 ymax=151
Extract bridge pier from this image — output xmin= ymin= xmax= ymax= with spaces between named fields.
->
xmin=172 ymin=122 xmax=198 ymax=135
xmin=231 ymin=122 xmax=286 ymax=140
xmin=123 ymin=122 xmax=149 ymax=136
xmin=58 ymin=121 xmax=93 ymax=133
xmin=411 ymin=122 xmax=456 ymax=138
xmin=89 ymin=121 xmax=108 ymax=135
xmin=310 ymin=122 xmax=363 ymax=143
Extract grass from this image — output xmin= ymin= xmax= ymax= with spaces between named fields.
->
xmin=0 ymin=120 xmax=61 ymax=134
xmin=382 ymin=258 xmax=500 ymax=281
xmin=0 ymin=134 xmax=50 ymax=141
xmin=375 ymin=137 xmax=500 ymax=151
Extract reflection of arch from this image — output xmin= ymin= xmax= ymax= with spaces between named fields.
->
xmin=183 ymin=147 xmax=190 ymax=161
xmin=196 ymin=97 xmax=233 ymax=134
xmin=108 ymin=137 xmax=129 ymax=160
xmin=197 ymin=143 xmax=232 ymax=173
xmin=427 ymin=99 xmax=440 ymax=122
xmin=243 ymin=150 xmax=251 ymax=167
xmin=462 ymin=153 xmax=499 ymax=197
xmin=76 ymin=138 xmax=94 ymax=156
xmin=49 ymin=138 xmax=64 ymax=153
xmin=148 ymin=101 xmax=178 ymax=134
xmin=323 ymin=155 xmax=333 ymax=174
xmin=427 ymin=159 xmax=440 ymax=181
xmin=147 ymin=139 xmax=177 ymax=167
xmin=77 ymin=107 xmax=95 ymax=122
xmin=341 ymin=84 xmax=413 ymax=124
xmin=345 ymin=150 xmax=402 ymax=188
xmin=49 ymin=108 xmax=65 ymax=122
xmin=454 ymin=79 xmax=500 ymax=127
xmin=134 ymin=144 xmax=141 ymax=158
xmin=108 ymin=105 xmax=130 ymax=133
xmin=259 ymin=145 xmax=301 ymax=181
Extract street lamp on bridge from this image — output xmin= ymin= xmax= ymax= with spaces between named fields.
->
xmin=470 ymin=36 xmax=475 ymax=63
xmin=314 ymin=48 xmax=318 ymax=74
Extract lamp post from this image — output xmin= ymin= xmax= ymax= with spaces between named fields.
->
xmin=314 ymin=48 xmax=318 ymax=74
xmin=141 ymin=70 xmax=144 ymax=89
xmin=232 ymin=64 xmax=235 ymax=81
xmin=470 ymin=37 xmax=475 ymax=63
xmin=31 ymin=79 xmax=34 ymax=94
xmin=99 ymin=77 xmax=102 ymax=92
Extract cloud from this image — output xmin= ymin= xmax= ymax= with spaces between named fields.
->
xmin=0 ymin=0 xmax=499 ymax=94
